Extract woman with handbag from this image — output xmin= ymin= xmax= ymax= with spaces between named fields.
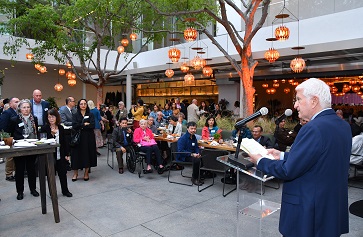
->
xmin=71 ymin=99 xmax=97 ymax=181
xmin=40 ymin=108 xmax=72 ymax=197
xmin=133 ymin=119 xmax=164 ymax=174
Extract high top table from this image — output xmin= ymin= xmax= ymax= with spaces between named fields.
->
xmin=0 ymin=144 xmax=60 ymax=223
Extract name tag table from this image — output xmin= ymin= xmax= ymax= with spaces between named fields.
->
xmin=0 ymin=144 xmax=60 ymax=223
xmin=217 ymin=155 xmax=281 ymax=237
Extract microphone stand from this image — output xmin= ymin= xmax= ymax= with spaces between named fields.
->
xmin=234 ymin=124 xmax=246 ymax=159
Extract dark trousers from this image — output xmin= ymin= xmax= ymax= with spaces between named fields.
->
xmin=140 ymin=145 xmax=163 ymax=166
xmin=184 ymin=156 xmax=201 ymax=180
xmin=13 ymin=155 xmax=37 ymax=194
xmin=55 ymin=158 xmax=69 ymax=193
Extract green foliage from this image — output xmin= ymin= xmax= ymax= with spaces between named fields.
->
xmin=0 ymin=130 xmax=11 ymax=139
xmin=213 ymin=133 xmax=221 ymax=140
xmin=46 ymin=97 xmax=58 ymax=110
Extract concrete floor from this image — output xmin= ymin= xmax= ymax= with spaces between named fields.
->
xmin=0 ymin=148 xmax=362 ymax=237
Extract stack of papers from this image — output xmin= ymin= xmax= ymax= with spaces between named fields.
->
xmin=240 ymin=138 xmax=275 ymax=160
xmin=14 ymin=142 xmax=36 ymax=147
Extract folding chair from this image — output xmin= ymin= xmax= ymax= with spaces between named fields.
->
xmin=168 ymin=142 xmax=194 ymax=186
xmin=198 ymin=148 xmax=236 ymax=197
xmin=107 ymin=134 xmax=116 ymax=169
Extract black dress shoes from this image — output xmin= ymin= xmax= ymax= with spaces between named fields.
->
xmin=157 ymin=166 xmax=164 ymax=174
xmin=191 ymin=178 xmax=203 ymax=186
xmin=30 ymin=190 xmax=39 ymax=197
xmin=17 ymin=193 xmax=24 ymax=200
xmin=6 ymin=176 xmax=15 ymax=182
xmin=62 ymin=191 xmax=73 ymax=197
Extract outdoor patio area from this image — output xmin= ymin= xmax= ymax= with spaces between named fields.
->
xmin=0 ymin=147 xmax=362 ymax=237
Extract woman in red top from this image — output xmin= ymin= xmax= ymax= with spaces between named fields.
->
xmin=133 ymin=119 xmax=164 ymax=174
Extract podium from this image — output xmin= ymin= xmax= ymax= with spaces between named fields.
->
xmin=217 ymin=154 xmax=281 ymax=237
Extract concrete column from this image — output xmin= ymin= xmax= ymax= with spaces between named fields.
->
xmin=126 ymin=74 xmax=132 ymax=110
xmin=82 ymin=82 xmax=87 ymax=99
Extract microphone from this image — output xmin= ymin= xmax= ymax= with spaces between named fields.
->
xmin=275 ymin=109 xmax=293 ymax=125
xmin=235 ymin=107 xmax=269 ymax=128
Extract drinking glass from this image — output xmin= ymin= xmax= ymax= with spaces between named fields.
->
xmin=40 ymin=133 xmax=47 ymax=140
xmin=22 ymin=128 xmax=29 ymax=140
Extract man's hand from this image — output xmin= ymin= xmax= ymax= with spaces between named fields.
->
xmin=266 ymin=149 xmax=281 ymax=160
xmin=248 ymin=153 xmax=263 ymax=164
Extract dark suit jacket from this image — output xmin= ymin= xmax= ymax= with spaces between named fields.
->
xmin=112 ymin=126 xmax=133 ymax=148
xmin=40 ymin=124 xmax=69 ymax=158
xmin=8 ymin=116 xmax=39 ymax=140
xmin=257 ymin=135 xmax=273 ymax=148
xmin=258 ymin=109 xmax=351 ymax=237
xmin=59 ymin=105 xmax=75 ymax=127
xmin=30 ymin=99 xmax=50 ymax=126
xmin=0 ymin=108 xmax=17 ymax=132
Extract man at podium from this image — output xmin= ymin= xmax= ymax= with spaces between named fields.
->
xmin=249 ymin=78 xmax=351 ymax=237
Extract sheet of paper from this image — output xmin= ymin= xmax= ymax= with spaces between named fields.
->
xmin=241 ymin=138 xmax=275 ymax=160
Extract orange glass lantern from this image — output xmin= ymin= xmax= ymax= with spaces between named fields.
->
xmin=191 ymin=55 xmax=206 ymax=70
xmin=284 ymin=88 xmax=290 ymax=94
xmin=121 ymin=38 xmax=129 ymax=47
xmin=34 ymin=64 xmax=41 ymax=70
xmin=168 ymin=47 xmax=181 ymax=63
xmin=66 ymin=61 xmax=72 ymax=68
xmin=262 ymin=83 xmax=269 ymax=88
xmin=58 ymin=69 xmax=66 ymax=76
xmin=68 ymin=78 xmax=76 ymax=86
xmin=184 ymin=27 xmax=198 ymax=42
xmin=26 ymin=53 xmax=34 ymax=60
xmin=180 ymin=62 xmax=189 ymax=73
xmin=290 ymin=57 xmax=305 ymax=73
xmin=54 ymin=83 xmax=63 ymax=92
xmin=275 ymin=25 xmax=290 ymax=41
xmin=39 ymin=66 xmax=47 ymax=73
xmin=165 ymin=69 xmax=174 ymax=78
xmin=264 ymin=48 xmax=280 ymax=63
xmin=117 ymin=46 xmax=125 ymax=54
xmin=184 ymin=73 xmax=195 ymax=82
xmin=202 ymin=66 xmax=213 ymax=77
xmin=130 ymin=33 xmax=137 ymax=41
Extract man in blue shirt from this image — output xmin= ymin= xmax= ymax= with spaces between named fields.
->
xmin=177 ymin=121 xmax=202 ymax=186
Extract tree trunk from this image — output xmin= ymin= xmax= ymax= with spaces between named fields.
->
xmin=96 ymin=86 xmax=103 ymax=108
xmin=240 ymin=54 xmax=256 ymax=118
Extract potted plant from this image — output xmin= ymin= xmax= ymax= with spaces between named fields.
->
xmin=0 ymin=130 xmax=13 ymax=146
xmin=213 ymin=133 xmax=221 ymax=141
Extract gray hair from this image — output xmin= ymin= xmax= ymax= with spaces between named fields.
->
xmin=118 ymin=101 xmax=124 ymax=106
xmin=17 ymin=99 xmax=32 ymax=114
xmin=139 ymin=119 xmax=147 ymax=126
xmin=87 ymin=100 xmax=95 ymax=110
xmin=296 ymin=78 xmax=331 ymax=109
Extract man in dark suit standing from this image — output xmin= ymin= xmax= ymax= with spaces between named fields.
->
xmin=0 ymin=97 xmax=20 ymax=181
xmin=59 ymin=96 xmax=76 ymax=170
xmin=30 ymin=89 xmax=50 ymax=129
xmin=249 ymin=78 xmax=351 ymax=237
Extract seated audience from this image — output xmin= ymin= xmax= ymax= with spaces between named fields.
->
xmin=177 ymin=122 xmax=203 ymax=186
xmin=166 ymin=116 xmax=182 ymax=136
xmin=231 ymin=118 xmax=252 ymax=141
xmin=133 ymin=119 xmax=164 ymax=174
xmin=147 ymin=116 xmax=158 ymax=134
xmin=202 ymin=115 xmax=222 ymax=140
xmin=274 ymin=118 xmax=297 ymax=151
xmin=149 ymin=104 xmax=159 ymax=120
xmin=293 ymin=118 xmax=309 ymax=134
xmin=154 ymin=111 xmax=166 ymax=128
xmin=351 ymin=134 xmax=363 ymax=165
xmin=351 ymin=117 xmax=363 ymax=137
xmin=178 ymin=112 xmax=187 ymax=126
xmin=162 ymin=103 xmax=172 ymax=120
xmin=251 ymin=125 xmax=273 ymax=148
xmin=112 ymin=117 xmax=133 ymax=174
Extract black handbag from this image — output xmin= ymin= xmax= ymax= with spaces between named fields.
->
xmin=70 ymin=129 xmax=81 ymax=147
